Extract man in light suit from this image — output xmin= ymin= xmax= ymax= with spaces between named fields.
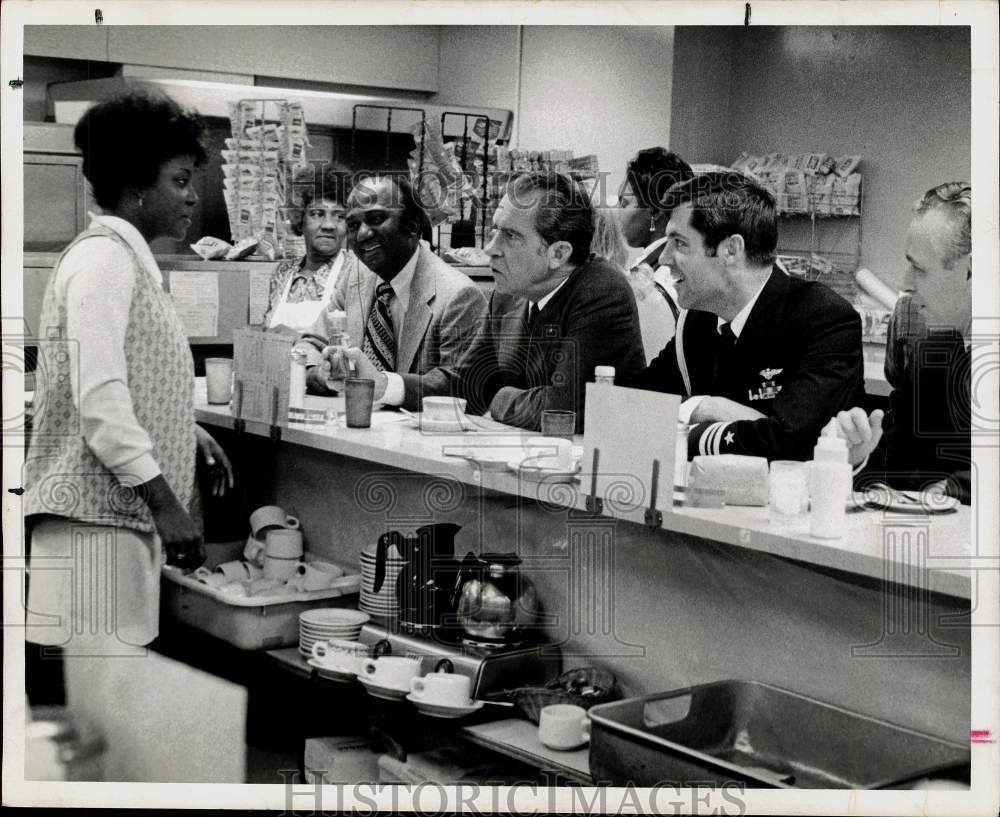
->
xmin=302 ymin=175 xmax=486 ymax=398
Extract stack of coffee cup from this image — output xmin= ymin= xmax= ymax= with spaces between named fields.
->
xmin=245 ymin=505 xmax=301 ymax=573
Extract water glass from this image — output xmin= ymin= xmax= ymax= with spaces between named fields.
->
xmin=769 ymin=460 xmax=809 ymax=518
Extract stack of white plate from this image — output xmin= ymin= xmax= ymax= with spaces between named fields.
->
xmin=359 ymin=546 xmax=405 ymax=618
xmin=298 ymin=608 xmax=370 ymax=659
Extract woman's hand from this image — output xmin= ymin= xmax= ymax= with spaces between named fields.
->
xmin=195 ymin=424 xmax=234 ymax=497
xmin=143 ymin=474 xmax=205 ymax=570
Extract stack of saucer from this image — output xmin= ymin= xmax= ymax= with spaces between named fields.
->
xmin=359 ymin=546 xmax=405 ymax=618
xmin=298 ymin=609 xmax=369 ymax=659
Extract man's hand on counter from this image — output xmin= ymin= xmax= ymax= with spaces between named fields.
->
xmin=835 ymin=407 xmax=885 ymax=466
xmin=321 ymin=346 xmax=389 ymax=402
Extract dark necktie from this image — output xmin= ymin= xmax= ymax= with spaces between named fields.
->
xmin=363 ymin=282 xmax=396 ymax=372
xmin=527 ymin=303 xmax=541 ymax=332
xmin=718 ymin=322 xmax=737 ymax=352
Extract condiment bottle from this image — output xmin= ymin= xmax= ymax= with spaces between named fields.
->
xmin=289 ymin=348 xmax=306 ymax=410
xmin=809 ymin=419 xmax=851 ymax=538
xmin=594 ymin=366 xmax=616 ymax=385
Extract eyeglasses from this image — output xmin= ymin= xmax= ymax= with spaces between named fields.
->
xmin=920 ymin=182 xmax=971 ymax=207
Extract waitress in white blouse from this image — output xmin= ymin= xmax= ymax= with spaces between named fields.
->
xmin=263 ymin=182 xmax=351 ymax=335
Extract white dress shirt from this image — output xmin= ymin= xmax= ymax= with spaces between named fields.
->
xmin=57 ymin=214 xmax=165 ymax=484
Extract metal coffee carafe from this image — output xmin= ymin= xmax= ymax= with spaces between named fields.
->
xmin=453 ymin=552 xmax=542 ymax=642
xmin=373 ymin=523 xmax=462 ymax=630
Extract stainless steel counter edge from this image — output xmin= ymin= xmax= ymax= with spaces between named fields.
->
xmin=195 ymin=397 xmax=972 ymax=600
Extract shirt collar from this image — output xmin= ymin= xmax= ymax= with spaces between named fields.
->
xmin=88 ymin=212 xmax=162 ymax=285
xmin=384 ymin=245 xmax=420 ymax=306
xmin=718 ymin=274 xmax=770 ymax=338
xmin=532 ymin=274 xmax=572 ymax=313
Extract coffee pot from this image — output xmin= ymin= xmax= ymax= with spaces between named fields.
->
xmin=373 ymin=522 xmax=462 ymax=630
xmin=452 ymin=552 xmax=542 ymax=642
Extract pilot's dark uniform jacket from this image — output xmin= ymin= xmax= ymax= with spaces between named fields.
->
xmin=625 ymin=267 xmax=866 ymax=461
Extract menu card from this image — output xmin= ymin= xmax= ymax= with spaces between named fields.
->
xmin=232 ymin=327 xmax=292 ymax=425
xmin=169 ymin=270 xmax=219 ymax=337
xmin=582 ymin=384 xmax=681 ymax=514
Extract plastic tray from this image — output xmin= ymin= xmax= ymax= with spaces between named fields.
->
xmin=161 ymin=541 xmax=361 ymax=650
xmin=588 ymin=680 xmax=969 ymax=789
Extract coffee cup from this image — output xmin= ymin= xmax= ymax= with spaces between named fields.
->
xmin=293 ymin=560 xmax=344 ymax=592
xmin=360 ymin=656 xmax=421 ymax=690
xmin=422 ymin=396 xmax=468 ymax=422
xmin=409 ymin=672 xmax=472 ymax=707
xmin=312 ymin=639 xmax=371 ymax=673
xmin=526 ymin=436 xmax=573 ymax=470
xmin=193 ymin=567 xmax=228 ymax=589
xmin=249 ymin=505 xmax=300 ymax=540
xmin=215 ymin=559 xmax=261 ymax=582
xmin=218 ymin=581 xmax=249 ymax=598
xmin=244 ymin=534 xmax=265 ymax=566
xmin=538 ymin=704 xmax=590 ymax=750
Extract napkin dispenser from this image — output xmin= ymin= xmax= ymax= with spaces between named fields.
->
xmin=688 ymin=454 xmax=769 ymax=506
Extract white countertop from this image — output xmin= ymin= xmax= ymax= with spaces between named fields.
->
xmin=194 ymin=381 xmax=972 ymax=599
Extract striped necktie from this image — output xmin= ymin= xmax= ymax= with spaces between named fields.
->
xmin=363 ymin=281 xmax=396 ymax=372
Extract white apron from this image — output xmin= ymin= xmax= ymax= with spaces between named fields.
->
xmin=267 ymin=252 xmax=345 ymax=334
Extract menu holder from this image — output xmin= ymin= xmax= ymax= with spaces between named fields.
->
xmin=582 ymin=384 xmax=681 ymax=522
xmin=232 ymin=328 xmax=292 ymax=434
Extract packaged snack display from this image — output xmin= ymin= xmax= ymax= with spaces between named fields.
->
xmin=221 ymin=98 xmax=311 ymax=255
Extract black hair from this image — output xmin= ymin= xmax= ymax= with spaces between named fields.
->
xmin=290 ymin=165 xmax=351 ymax=236
xmin=348 ymin=173 xmax=433 ymax=244
xmin=504 ymin=171 xmax=595 ymax=265
xmin=625 ymin=147 xmax=694 ymax=216
xmin=73 ymin=89 xmax=207 ymax=210
xmin=663 ymin=171 xmax=778 ymax=266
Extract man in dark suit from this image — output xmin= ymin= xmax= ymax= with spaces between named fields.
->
xmin=344 ymin=171 xmax=646 ymax=432
xmin=836 ymin=182 xmax=972 ymax=502
xmin=624 ymin=171 xmax=865 ymax=461
xmin=303 ymin=175 xmax=486 ymax=398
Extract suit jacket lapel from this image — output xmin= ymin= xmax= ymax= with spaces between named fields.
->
xmin=397 ymin=246 xmax=435 ymax=373
xmin=348 ymin=262 xmax=377 ymax=348
xmin=733 ymin=267 xmax=787 ymax=353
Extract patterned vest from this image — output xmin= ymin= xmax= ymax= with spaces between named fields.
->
xmin=24 ymin=226 xmax=197 ymax=533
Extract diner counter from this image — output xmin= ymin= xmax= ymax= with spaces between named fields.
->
xmin=194 ymin=381 xmax=972 ymax=600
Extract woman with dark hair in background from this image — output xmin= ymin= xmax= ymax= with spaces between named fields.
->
xmin=24 ymin=90 xmax=232 ymax=657
xmin=263 ymin=168 xmax=356 ymax=334
xmin=618 ymin=147 xmax=694 ymax=360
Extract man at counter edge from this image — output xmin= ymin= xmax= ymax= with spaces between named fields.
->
xmin=836 ymin=181 xmax=972 ymax=503
xmin=621 ymin=171 xmax=865 ymax=461
xmin=341 ymin=170 xmax=646 ymax=432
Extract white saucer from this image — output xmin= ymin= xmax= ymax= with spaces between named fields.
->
xmin=406 ymin=693 xmax=485 ymax=718
xmin=358 ymin=675 xmax=411 ymax=701
xmin=853 ymin=485 xmax=960 ymax=514
xmin=508 ymin=460 xmax=580 ymax=483
xmin=407 ymin=413 xmax=474 ymax=433
xmin=446 ymin=447 xmax=515 ymax=471
xmin=307 ymin=658 xmax=359 ymax=683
